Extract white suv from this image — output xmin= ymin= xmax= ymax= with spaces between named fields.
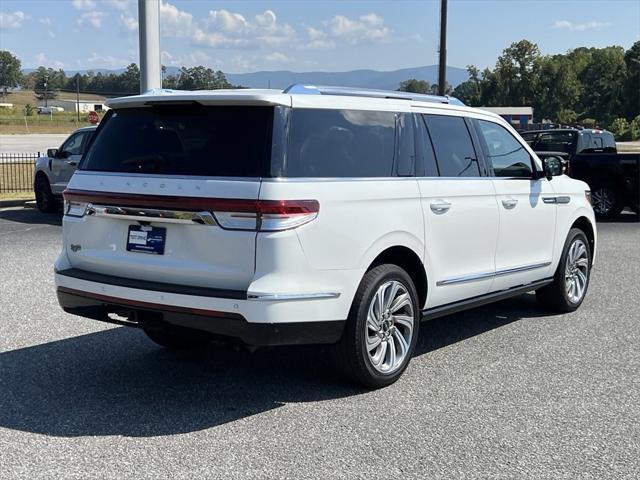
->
xmin=55 ymin=85 xmax=596 ymax=387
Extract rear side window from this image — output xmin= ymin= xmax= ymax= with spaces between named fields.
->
xmin=424 ymin=114 xmax=480 ymax=177
xmin=475 ymin=119 xmax=533 ymax=178
xmin=285 ymin=109 xmax=396 ymax=177
xmin=535 ymin=131 xmax=576 ymax=154
xmin=81 ymin=105 xmax=273 ymax=177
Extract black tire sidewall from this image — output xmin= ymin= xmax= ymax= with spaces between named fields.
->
xmin=350 ymin=264 xmax=420 ymax=387
xmin=556 ymin=228 xmax=591 ymax=309
xmin=35 ymin=176 xmax=57 ymax=213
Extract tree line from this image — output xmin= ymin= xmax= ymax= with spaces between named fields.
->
xmin=399 ymin=40 xmax=640 ymax=140
xmin=0 ymin=51 xmax=236 ymax=99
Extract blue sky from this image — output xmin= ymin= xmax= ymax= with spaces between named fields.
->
xmin=1 ymin=0 xmax=638 ymax=73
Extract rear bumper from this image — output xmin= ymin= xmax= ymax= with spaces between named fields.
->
xmin=57 ymin=286 xmax=345 ymax=346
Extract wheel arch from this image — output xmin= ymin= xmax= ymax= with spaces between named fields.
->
xmin=571 ymin=216 xmax=596 ymax=264
xmin=365 ymin=246 xmax=428 ymax=310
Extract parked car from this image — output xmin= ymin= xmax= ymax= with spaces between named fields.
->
xmin=520 ymin=128 xmax=639 ymax=218
xmin=33 ymin=125 xmax=97 ymax=212
xmin=55 ymin=86 xmax=596 ymax=388
xmin=37 ymin=106 xmax=65 ymax=114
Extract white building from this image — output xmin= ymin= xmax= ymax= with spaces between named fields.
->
xmin=42 ymin=99 xmax=110 ymax=113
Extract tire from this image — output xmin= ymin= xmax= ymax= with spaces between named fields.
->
xmin=536 ymin=228 xmax=592 ymax=313
xmin=143 ymin=324 xmax=212 ymax=350
xmin=591 ymin=185 xmax=623 ymax=219
xmin=335 ymin=264 xmax=420 ymax=388
xmin=34 ymin=175 xmax=60 ymax=213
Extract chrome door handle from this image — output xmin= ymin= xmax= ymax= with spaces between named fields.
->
xmin=501 ymin=199 xmax=518 ymax=209
xmin=65 ymin=160 xmax=78 ymax=166
xmin=430 ymin=200 xmax=451 ymax=214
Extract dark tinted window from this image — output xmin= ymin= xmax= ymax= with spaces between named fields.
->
xmin=61 ymin=132 xmax=86 ymax=156
xmin=476 ymin=119 xmax=533 ymax=178
xmin=285 ymin=109 xmax=396 ymax=177
xmin=81 ymin=105 xmax=273 ymax=177
xmin=581 ymin=132 xmax=616 ymax=153
xmin=520 ymin=132 xmax=537 ymax=146
xmin=424 ymin=114 xmax=480 ymax=177
xmin=535 ymin=131 xmax=576 ymax=154
xmin=414 ymin=114 xmax=439 ymax=176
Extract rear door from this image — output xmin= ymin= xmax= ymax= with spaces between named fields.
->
xmin=415 ymin=113 xmax=499 ymax=308
xmin=473 ymin=118 xmax=556 ymax=291
xmin=64 ymin=105 xmax=274 ymax=291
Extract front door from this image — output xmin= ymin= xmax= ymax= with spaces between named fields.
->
xmin=473 ymin=118 xmax=557 ymax=291
xmin=50 ymin=131 xmax=88 ymax=194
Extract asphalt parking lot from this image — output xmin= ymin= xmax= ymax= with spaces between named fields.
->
xmin=1 ymin=207 xmax=638 ymax=479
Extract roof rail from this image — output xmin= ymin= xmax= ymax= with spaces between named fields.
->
xmin=283 ymin=84 xmax=458 ymax=105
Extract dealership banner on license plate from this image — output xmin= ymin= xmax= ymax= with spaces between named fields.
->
xmin=126 ymin=225 xmax=166 ymax=255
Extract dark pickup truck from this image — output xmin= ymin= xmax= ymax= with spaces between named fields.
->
xmin=520 ymin=128 xmax=640 ymax=218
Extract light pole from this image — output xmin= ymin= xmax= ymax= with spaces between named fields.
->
xmin=44 ymin=75 xmax=49 ymax=108
xmin=438 ymin=0 xmax=448 ymax=96
xmin=138 ymin=0 xmax=161 ymax=93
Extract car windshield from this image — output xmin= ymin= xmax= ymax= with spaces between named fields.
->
xmin=81 ymin=105 xmax=274 ymax=177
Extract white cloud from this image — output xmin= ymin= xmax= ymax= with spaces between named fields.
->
xmin=326 ymin=13 xmax=390 ymax=44
xmin=162 ymin=50 xmax=212 ymax=68
xmin=72 ymin=0 xmax=96 ymax=10
xmin=303 ymin=13 xmax=390 ymax=48
xmin=160 ymin=1 xmax=194 ymax=37
xmin=105 ymin=0 xmax=130 ymax=10
xmin=120 ymin=13 xmax=137 ymax=32
xmin=263 ymin=52 xmax=293 ymax=64
xmin=77 ymin=11 xmax=104 ymax=28
xmin=552 ymin=20 xmax=611 ymax=32
xmin=0 ymin=10 xmax=28 ymax=29
xmin=194 ymin=9 xmax=296 ymax=48
xmin=156 ymin=3 xmax=307 ymax=51
xmin=34 ymin=52 xmax=64 ymax=69
xmin=86 ymin=52 xmax=131 ymax=68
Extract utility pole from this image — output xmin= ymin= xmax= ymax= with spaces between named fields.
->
xmin=44 ymin=75 xmax=49 ymax=108
xmin=76 ymin=74 xmax=80 ymax=121
xmin=138 ymin=0 xmax=161 ymax=93
xmin=438 ymin=0 xmax=448 ymax=96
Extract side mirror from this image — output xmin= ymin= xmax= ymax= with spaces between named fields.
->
xmin=542 ymin=156 xmax=564 ymax=180
xmin=47 ymin=148 xmax=58 ymax=158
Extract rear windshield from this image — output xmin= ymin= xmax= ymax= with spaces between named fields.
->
xmin=81 ymin=105 xmax=273 ymax=177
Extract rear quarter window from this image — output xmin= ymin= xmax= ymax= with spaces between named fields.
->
xmin=284 ymin=109 xmax=396 ymax=177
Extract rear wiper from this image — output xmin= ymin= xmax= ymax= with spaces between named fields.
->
xmin=122 ymin=155 xmax=169 ymax=171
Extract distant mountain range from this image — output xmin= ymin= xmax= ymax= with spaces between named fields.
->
xmin=22 ymin=65 xmax=469 ymax=90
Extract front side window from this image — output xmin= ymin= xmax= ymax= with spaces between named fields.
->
xmin=61 ymin=133 xmax=85 ymax=156
xmin=476 ymin=119 xmax=533 ymax=178
xmin=424 ymin=114 xmax=480 ymax=177
xmin=285 ymin=109 xmax=396 ymax=177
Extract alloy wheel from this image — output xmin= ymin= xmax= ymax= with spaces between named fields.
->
xmin=592 ymin=187 xmax=614 ymax=215
xmin=365 ymin=280 xmax=415 ymax=374
xmin=564 ymin=238 xmax=589 ymax=303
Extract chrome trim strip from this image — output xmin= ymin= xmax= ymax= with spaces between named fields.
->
xmin=436 ymin=262 xmax=552 ymax=286
xmin=86 ymin=204 xmax=217 ymax=225
xmin=247 ymin=292 xmax=341 ymax=301
xmin=436 ymin=271 xmax=494 ymax=286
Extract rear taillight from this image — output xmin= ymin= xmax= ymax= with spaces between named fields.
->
xmin=62 ymin=190 xmax=319 ymax=231
xmin=213 ymin=200 xmax=320 ymax=231
xmin=64 ymin=199 xmax=88 ymax=217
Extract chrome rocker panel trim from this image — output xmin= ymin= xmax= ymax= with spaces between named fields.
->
xmin=436 ymin=261 xmax=552 ymax=286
